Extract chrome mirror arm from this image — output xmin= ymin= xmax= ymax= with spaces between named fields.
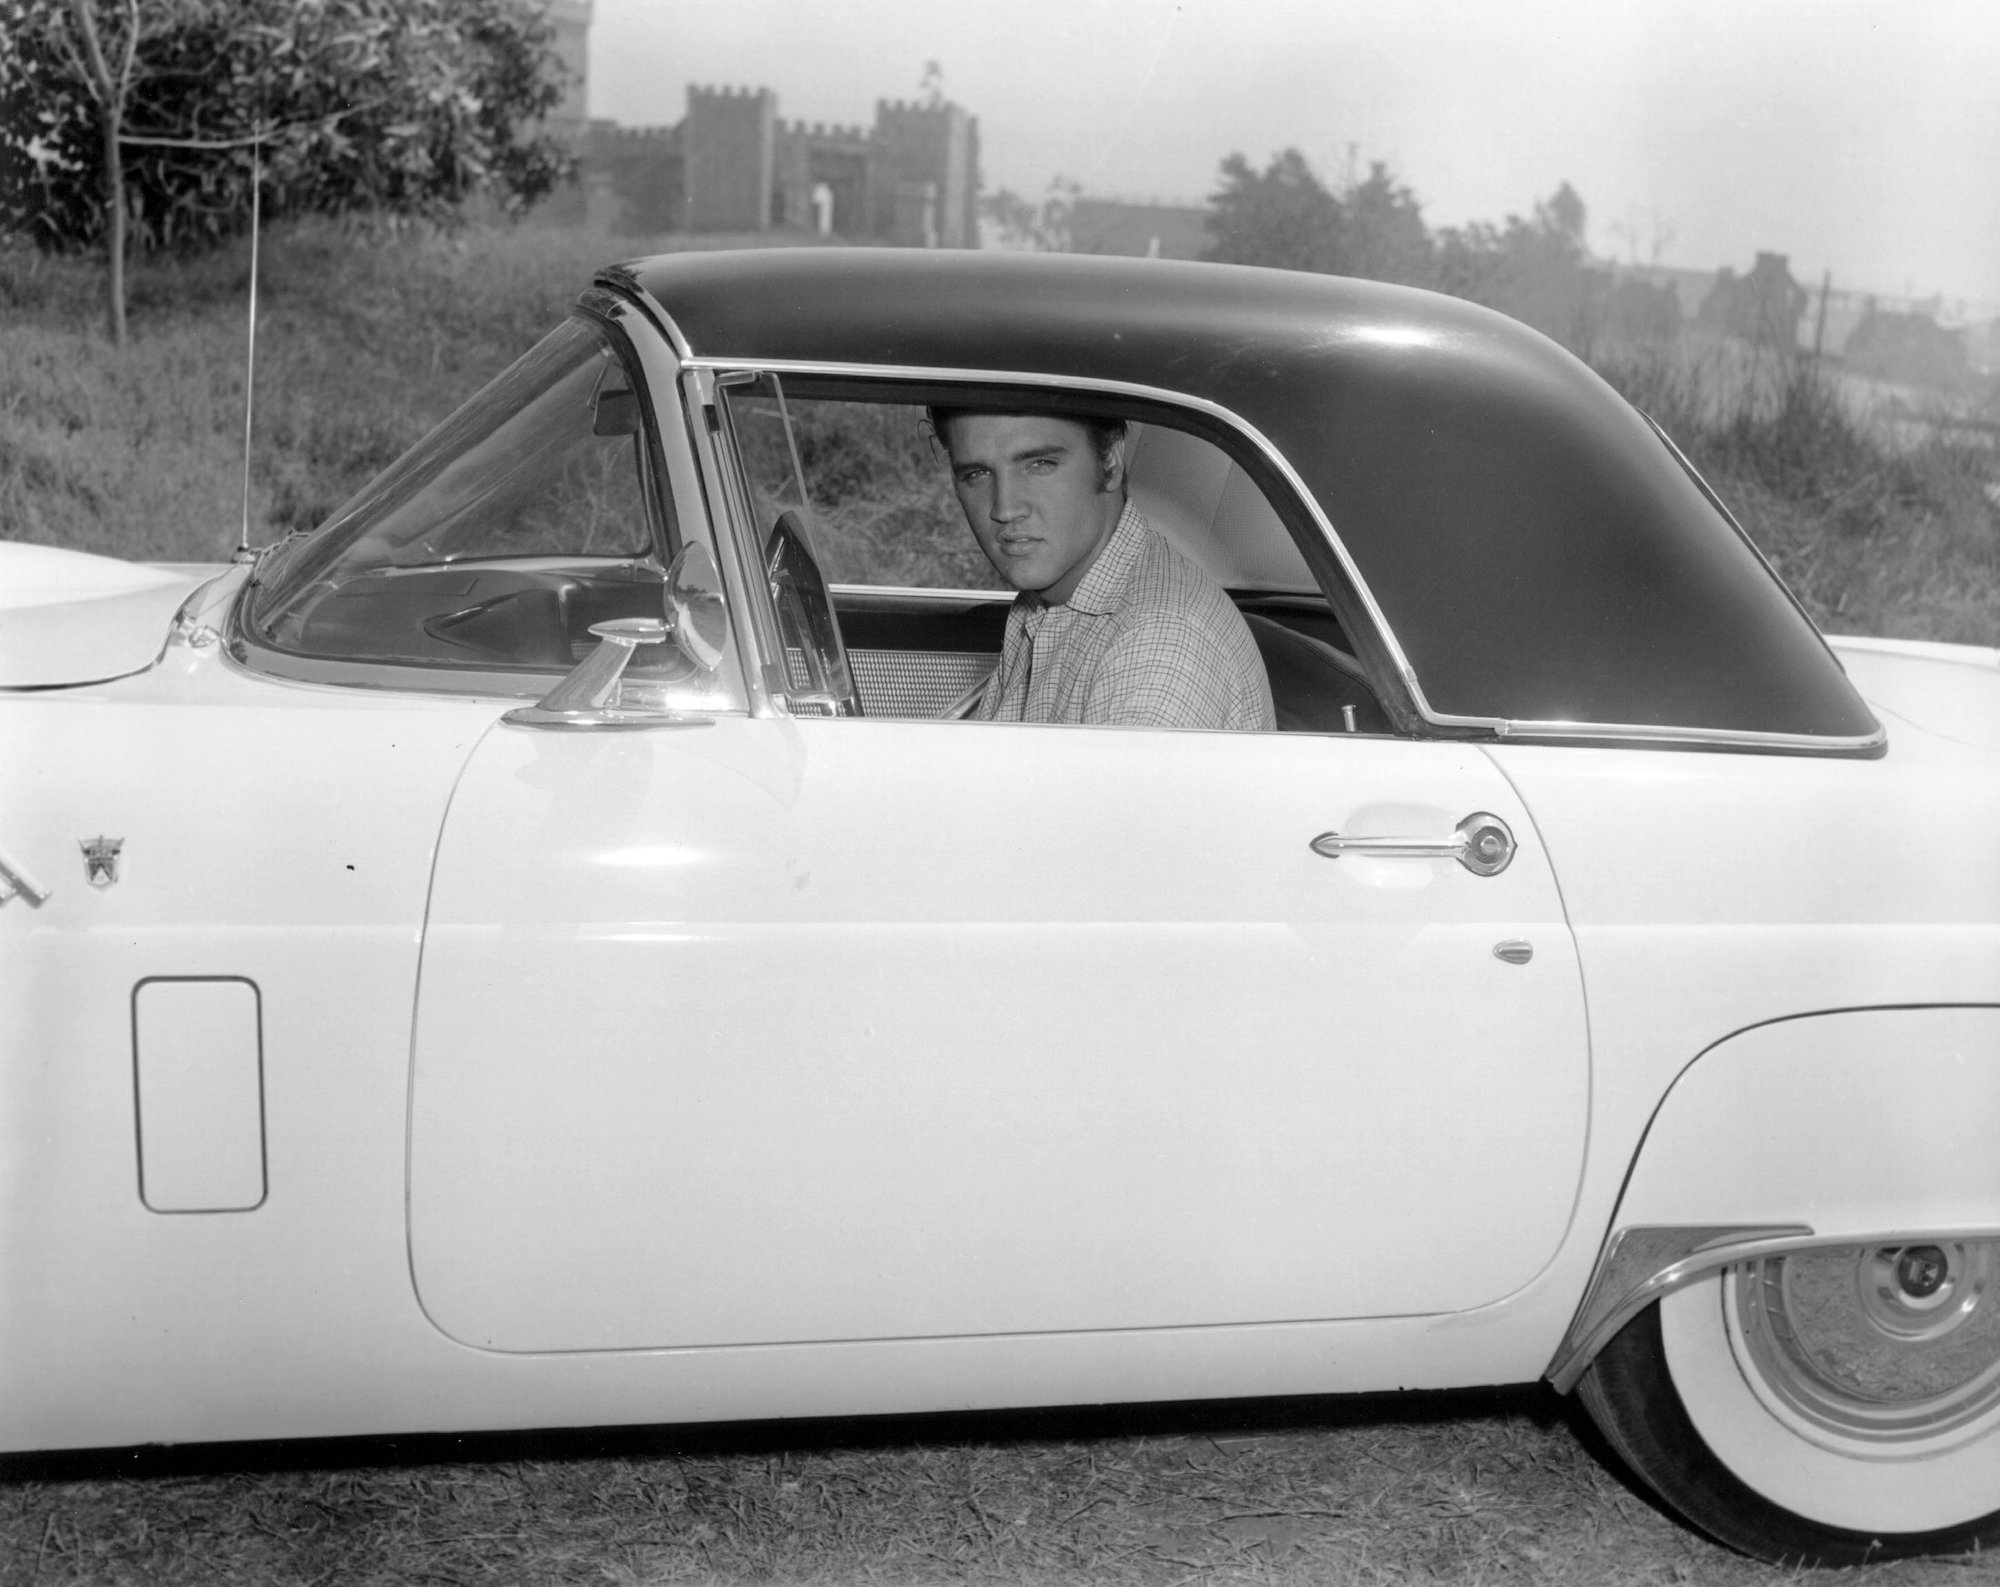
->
xmin=503 ymin=619 xmax=712 ymax=732
xmin=502 ymin=545 xmax=735 ymax=733
xmin=0 ymin=843 xmax=51 ymax=907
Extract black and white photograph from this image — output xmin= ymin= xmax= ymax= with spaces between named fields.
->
xmin=3 ymin=1 xmax=1998 ymax=1581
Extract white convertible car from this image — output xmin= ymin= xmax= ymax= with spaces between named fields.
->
xmin=3 ymin=250 xmax=1995 ymax=1567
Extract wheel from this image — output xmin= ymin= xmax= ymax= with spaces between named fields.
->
xmin=1578 ymin=1240 xmax=2000 ymax=1565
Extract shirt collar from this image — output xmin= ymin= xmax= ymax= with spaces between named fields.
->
xmin=1057 ymin=500 xmax=1147 ymax=616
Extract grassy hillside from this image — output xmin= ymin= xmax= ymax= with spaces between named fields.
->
xmin=2 ymin=221 xmax=1994 ymax=643
xmin=1 ymin=221 xmax=633 ymax=562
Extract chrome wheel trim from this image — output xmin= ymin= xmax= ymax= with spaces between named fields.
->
xmin=1661 ymin=1248 xmax=2000 ymax=1535
xmin=1730 ymin=1242 xmax=2000 ymax=1455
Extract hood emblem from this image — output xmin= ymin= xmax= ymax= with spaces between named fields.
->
xmin=80 ymin=836 xmax=123 ymax=887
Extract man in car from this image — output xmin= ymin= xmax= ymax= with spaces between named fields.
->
xmin=928 ymin=405 xmax=1275 ymax=731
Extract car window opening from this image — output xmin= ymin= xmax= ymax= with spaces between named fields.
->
xmin=749 ymin=387 xmax=1393 ymax=735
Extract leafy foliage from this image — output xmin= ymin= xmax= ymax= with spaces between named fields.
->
xmin=981 ymin=174 xmax=1082 ymax=253
xmin=1340 ymin=162 xmax=1436 ymax=287
xmin=1201 ymin=152 xmax=1623 ymax=350
xmin=1435 ymin=182 xmax=1604 ymax=347
xmin=1202 ymin=151 xmax=1436 ymax=286
xmin=0 ymin=0 xmax=574 ymax=257
xmin=1202 ymin=149 xmax=1344 ymax=274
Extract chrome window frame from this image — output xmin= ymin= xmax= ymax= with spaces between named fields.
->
xmin=666 ymin=349 xmax=1885 ymax=756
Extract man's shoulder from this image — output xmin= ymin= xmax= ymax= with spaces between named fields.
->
xmin=1117 ymin=521 xmax=1252 ymax=637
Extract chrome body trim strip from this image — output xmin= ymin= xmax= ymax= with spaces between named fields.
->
xmin=1479 ymin=715 xmax=1888 ymax=753
xmin=1549 ymin=1222 xmax=2000 ymax=1392
xmin=670 ymin=354 xmax=1888 ymax=757
xmin=829 ymin=582 xmax=1014 ymax=603
xmin=1546 ymin=1224 xmax=1814 ymax=1393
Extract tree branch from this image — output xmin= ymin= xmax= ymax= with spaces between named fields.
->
xmin=120 ymin=98 xmax=392 ymax=151
xmin=113 ymin=0 xmax=140 ymax=102
xmin=64 ymin=0 xmax=115 ymax=103
xmin=46 ymin=16 xmax=93 ymax=95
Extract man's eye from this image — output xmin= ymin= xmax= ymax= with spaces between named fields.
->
xmin=956 ymin=468 xmax=988 ymax=484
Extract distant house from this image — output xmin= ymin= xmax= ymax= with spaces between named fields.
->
xmin=1607 ymin=263 xmax=1720 ymax=323
xmin=1066 ymin=198 xmax=1211 ymax=261
xmin=1844 ymin=307 xmax=1973 ymax=390
xmin=1601 ymin=276 xmax=1684 ymax=343
xmin=1697 ymin=252 xmax=1808 ymax=350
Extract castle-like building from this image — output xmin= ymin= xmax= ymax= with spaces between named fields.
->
xmin=536 ymin=3 xmax=981 ymax=246
xmin=587 ymin=87 xmax=981 ymax=248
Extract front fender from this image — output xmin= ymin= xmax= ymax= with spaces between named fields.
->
xmin=1547 ymin=1006 xmax=2000 ymax=1390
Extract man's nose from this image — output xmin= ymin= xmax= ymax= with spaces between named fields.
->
xmin=989 ymin=472 xmax=1027 ymax=522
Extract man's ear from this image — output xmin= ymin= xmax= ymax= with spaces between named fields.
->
xmin=1100 ymin=440 xmax=1126 ymax=493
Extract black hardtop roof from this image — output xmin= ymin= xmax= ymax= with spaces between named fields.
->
xmin=606 ymin=248 xmax=1877 ymax=749
xmin=608 ymin=247 xmax=1576 ymax=399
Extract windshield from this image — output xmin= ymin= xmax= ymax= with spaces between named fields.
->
xmin=248 ymin=316 xmax=668 ymax=675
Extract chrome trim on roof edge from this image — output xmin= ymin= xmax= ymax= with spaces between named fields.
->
xmin=675 ymin=355 xmax=1889 ymax=756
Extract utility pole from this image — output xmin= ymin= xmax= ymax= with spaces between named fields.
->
xmin=1813 ymin=269 xmax=1832 ymax=360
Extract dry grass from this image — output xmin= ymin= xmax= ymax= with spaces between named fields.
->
xmin=5 ymin=225 xmax=1997 ymax=647
xmin=0 ymin=220 xmax=796 ymax=560
xmin=1595 ymin=338 xmax=2000 ymax=646
xmin=6 ymin=1389 xmax=1990 ymax=1586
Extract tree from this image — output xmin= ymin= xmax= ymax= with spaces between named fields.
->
xmin=1341 ymin=161 xmax=1434 ymax=287
xmin=981 ymin=174 xmax=1080 ymax=253
xmin=0 ymin=0 xmax=574 ymax=345
xmin=1436 ymin=181 xmax=1607 ymax=352
xmin=1202 ymin=148 xmax=1343 ymax=274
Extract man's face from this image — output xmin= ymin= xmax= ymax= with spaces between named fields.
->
xmin=940 ymin=414 xmax=1122 ymax=606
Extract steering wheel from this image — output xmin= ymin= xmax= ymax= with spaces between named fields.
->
xmin=764 ymin=510 xmax=863 ymax=718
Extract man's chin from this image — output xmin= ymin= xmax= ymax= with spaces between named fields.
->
xmin=996 ymin=560 xmax=1053 ymax=594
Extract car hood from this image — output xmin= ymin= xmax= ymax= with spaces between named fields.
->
xmin=0 ymin=542 xmax=222 ymax=688
xmin=1829 ymin=636 xmax=2000 ymax=757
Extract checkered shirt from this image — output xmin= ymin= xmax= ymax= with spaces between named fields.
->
xmin=976 ymin=503 xmax=1276 ymax=731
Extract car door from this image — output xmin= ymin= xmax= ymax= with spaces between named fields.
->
xmin=406 ymin=375 xmax=1590 ymax=1355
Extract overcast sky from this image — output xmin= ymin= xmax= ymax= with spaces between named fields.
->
xmin=588 ymin=0 xmax=2000 ymax=309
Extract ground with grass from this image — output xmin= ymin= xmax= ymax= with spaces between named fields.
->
xmin=5 ymin=1390 xmax=1994 ymax=1586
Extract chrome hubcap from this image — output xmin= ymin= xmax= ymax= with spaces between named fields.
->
xmin=1733 ymin=1240 xmax=2000 ymax=1448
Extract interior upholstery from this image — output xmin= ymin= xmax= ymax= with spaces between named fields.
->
xmin=1240 ymin=612 xmax=1391 ymax=734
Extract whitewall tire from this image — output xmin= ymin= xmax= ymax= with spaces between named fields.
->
xmin=1580 ymin=1241 xmax=2000 ymax=1564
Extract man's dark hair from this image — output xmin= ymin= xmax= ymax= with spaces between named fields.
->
xmin=925 ymin=405 xmax=1128 ymax=484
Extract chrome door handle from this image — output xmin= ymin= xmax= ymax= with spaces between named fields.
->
xmin=1309 ymin=812 xmax=1516 ymax=876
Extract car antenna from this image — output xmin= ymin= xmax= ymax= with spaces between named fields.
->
xmin=231 ymin=120 xmax=263 ymax=565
